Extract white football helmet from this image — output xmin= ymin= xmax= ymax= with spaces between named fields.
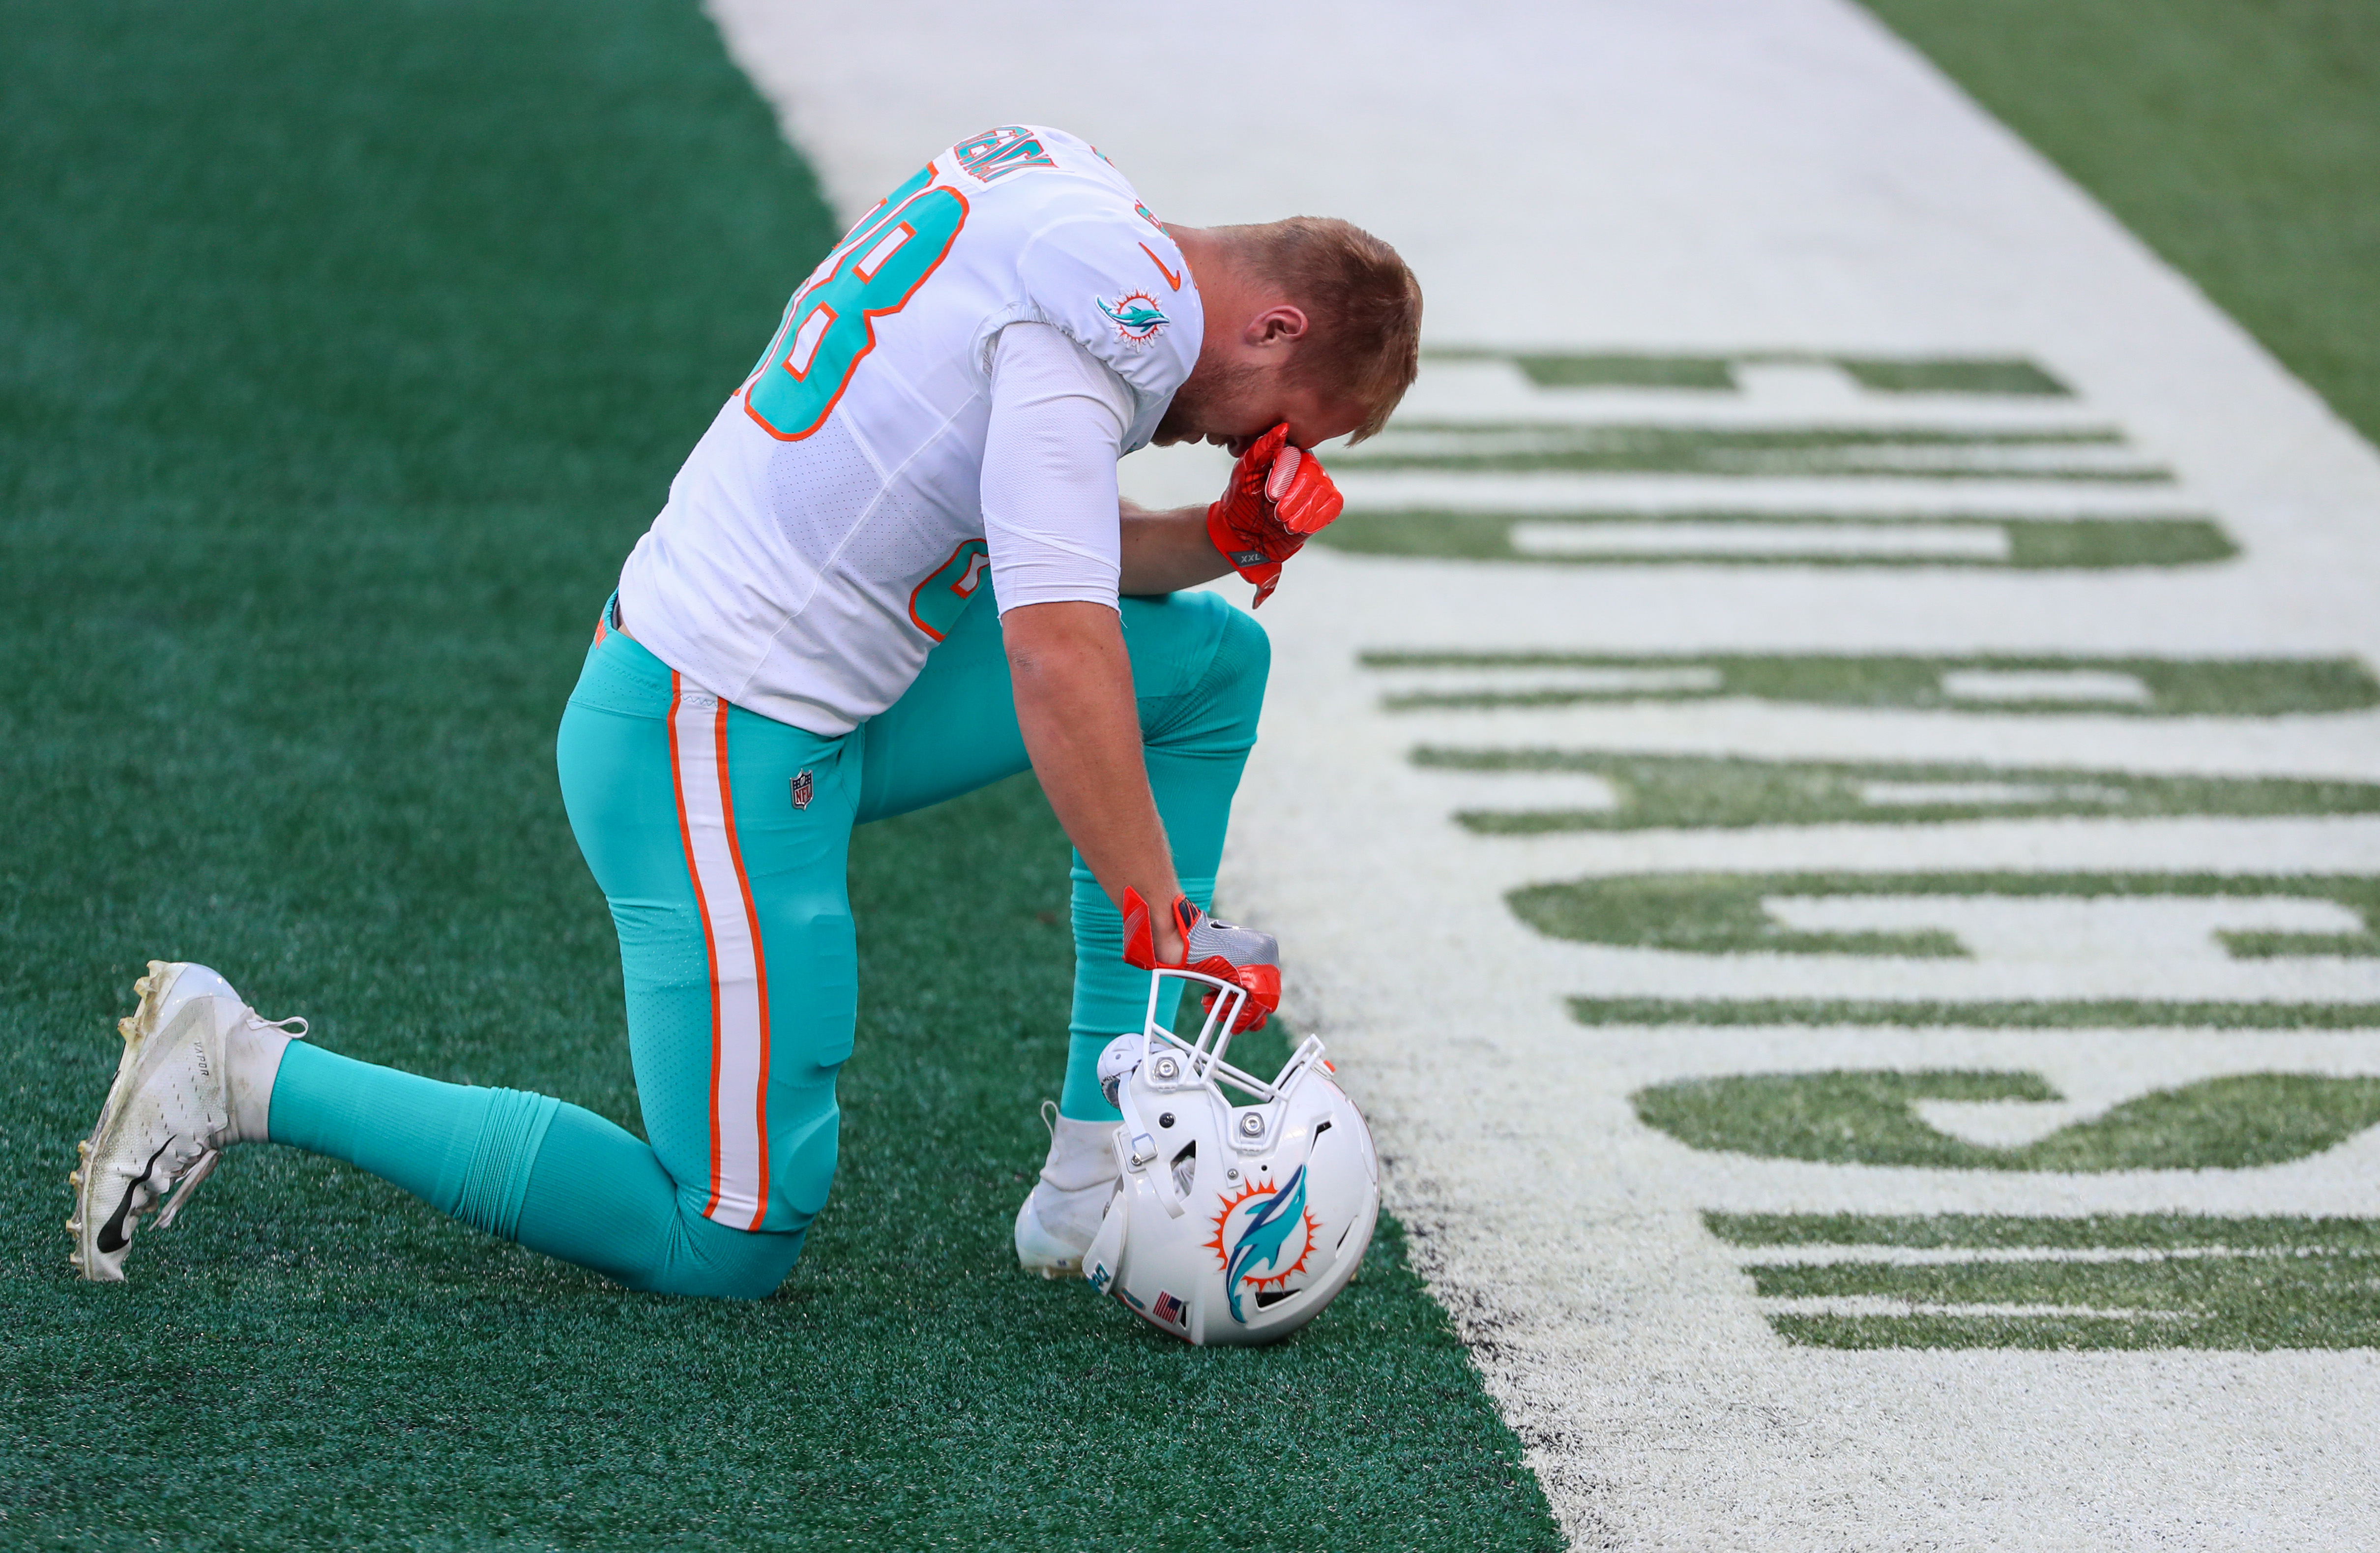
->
xmin=1082 ymin=967 xmax=1379 ymax=1346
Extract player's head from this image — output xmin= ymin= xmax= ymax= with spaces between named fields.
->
xmin=1154 ymin=217 xmax=1421 ymax=454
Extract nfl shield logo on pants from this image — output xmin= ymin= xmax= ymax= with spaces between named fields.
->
xmin=790 ymin=770 xmax=814 ymax=810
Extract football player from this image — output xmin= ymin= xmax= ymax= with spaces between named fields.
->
xmin=70 ymin=124 xmax=1421 ymax=1296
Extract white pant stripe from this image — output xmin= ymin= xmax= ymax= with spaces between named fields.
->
xmin=669 ymin=680 xmax=770 ymax=1230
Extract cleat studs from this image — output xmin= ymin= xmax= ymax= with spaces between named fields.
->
xmin=134 ymin=976 xmax=152 ymax=997
xmin=119 ymin=1017 xmax=135 ymax=1041
xmin=77 ymin=1140 xmax=91 ymax=1158
xmin=68 ymin=1170 xmax=82 ymax=1187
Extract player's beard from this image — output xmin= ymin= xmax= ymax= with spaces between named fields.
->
xmin=1154 ymin=356 xmax=1266 ymax=448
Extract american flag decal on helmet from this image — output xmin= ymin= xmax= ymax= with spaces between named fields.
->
xmin=790 ymin=770 xmax=814 ymax=810
xmin=1152 ymin=1289 xmax=1186 ymax=1325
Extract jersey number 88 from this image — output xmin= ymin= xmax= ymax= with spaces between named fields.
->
xmin=743 ymin=176 xmax=968 ymax=442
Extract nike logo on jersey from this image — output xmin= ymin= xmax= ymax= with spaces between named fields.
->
xmin=1139 ymin=243 xmax=1182 ymax=291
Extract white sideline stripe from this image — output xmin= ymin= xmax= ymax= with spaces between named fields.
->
xmin=671 ymin=684 xmax=767 ymax=1230
xmin=1730 ymin=1244 xmax=2333 ymax=1266
xmin=1509 ymin=520 xmax=2012 ymax=560
xmin=1760 ymin=1297 xmax=2190 ymax=1320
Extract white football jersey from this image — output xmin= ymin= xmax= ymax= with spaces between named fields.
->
xmin=617 ymin=124 xmax=1205 ymax=735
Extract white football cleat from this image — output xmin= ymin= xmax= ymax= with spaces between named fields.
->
xmin=1013 ymin=1103 xmax=1122 ymax=1279
xmin=68 ymin=960 xmax=305 ymax=1283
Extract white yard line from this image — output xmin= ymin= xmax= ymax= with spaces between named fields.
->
xmin=710 ymin=1 xmax=2380 ymax=1547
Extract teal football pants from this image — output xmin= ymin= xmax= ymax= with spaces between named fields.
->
xmin=265 ymin=586 xmax=1268 ymax=1297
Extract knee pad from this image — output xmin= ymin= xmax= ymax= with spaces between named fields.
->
xmin=643 ymin=1211 xmax=809 ymax=1299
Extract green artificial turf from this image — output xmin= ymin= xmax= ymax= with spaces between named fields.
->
xmin=1709 ymin=1214 xmax=2380 ymax=1349
xmin=0 ymin=3 xmax=1559 ymax=1548
xmin=1861 ymin=0 xmax=2380 ymax=446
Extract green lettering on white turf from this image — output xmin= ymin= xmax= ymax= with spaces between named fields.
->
xmin=1635 ymin=1070 xmax=2380 ymax=1169
xmin=1361 ymin=652 xmax=2377 ymax=714
xmin=1412 ymin=750 xmax=2380 ymax=832
xmin=1703 ymin=1214 xmax=2380 ymax=1350
xmin=1510 ymin=871 xmax=2380 ymax=956
xmin=1706 ymin=1212 xmax=2380 ymax=1251
xmin=1316 ymin=511 xmax=2232 ymax=567
xmin=1329 ymin=423 xmax=2161 ymax=480
xmin=1423 ymin=348 xmax=2074 ymax=396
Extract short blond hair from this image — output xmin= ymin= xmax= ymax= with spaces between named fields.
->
xmin=1239 ymin=217 xmax=1421 ymax=442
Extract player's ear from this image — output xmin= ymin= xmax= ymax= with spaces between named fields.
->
xmin=1243 ymin=304 xmax=1310 ymax=348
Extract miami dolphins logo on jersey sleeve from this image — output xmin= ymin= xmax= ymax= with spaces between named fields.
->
xmin=1099 ymin=289 xmax=1170 ymax=346
xmin=1208 ymin=1165 xmax=1319 ymax=1323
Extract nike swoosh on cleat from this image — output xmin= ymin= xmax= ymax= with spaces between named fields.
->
xmin=96 ymin=1138 xmax=174 ymax=1254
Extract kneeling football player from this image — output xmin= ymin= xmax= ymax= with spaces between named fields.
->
xmin=70 ymin=124 xmax=1422 ymax=1297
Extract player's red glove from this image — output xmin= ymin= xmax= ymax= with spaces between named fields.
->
xmin=1120 ymin=887 xmax=1281 ymax=1033
xmin=1205 ymin=421 xmax=1345 ymax=608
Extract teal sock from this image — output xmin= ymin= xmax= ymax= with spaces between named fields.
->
xmin=1059 ymin=870 xmax=1211 ymax=1121
xmin=269 ymin=1042 xmax=558 ymax=1239
xmin=268 ymin=1043 xmax=803 ymax=1297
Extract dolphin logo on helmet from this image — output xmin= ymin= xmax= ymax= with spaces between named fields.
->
xmin=1223 ymin=1165 xmax=1311 ymax=1323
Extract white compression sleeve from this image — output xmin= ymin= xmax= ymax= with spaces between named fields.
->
xmin=981 ymin=321 xmax=1132 ymax=615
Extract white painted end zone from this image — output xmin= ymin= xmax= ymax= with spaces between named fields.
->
xmin=709 ymin=2 xmax=2380 ymax=1546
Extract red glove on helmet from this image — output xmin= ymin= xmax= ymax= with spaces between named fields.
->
xmin=1205 ymin=422 xmax=1345 ymax=608
xmin=1120 ymin=888 xmax=1282 ymax=1033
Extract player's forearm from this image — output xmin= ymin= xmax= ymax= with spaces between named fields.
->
xmin=1117 ymin=501 xmax=1235 ymax=595
xmin=1002 ymin=600 xmax=1187 ymax=961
